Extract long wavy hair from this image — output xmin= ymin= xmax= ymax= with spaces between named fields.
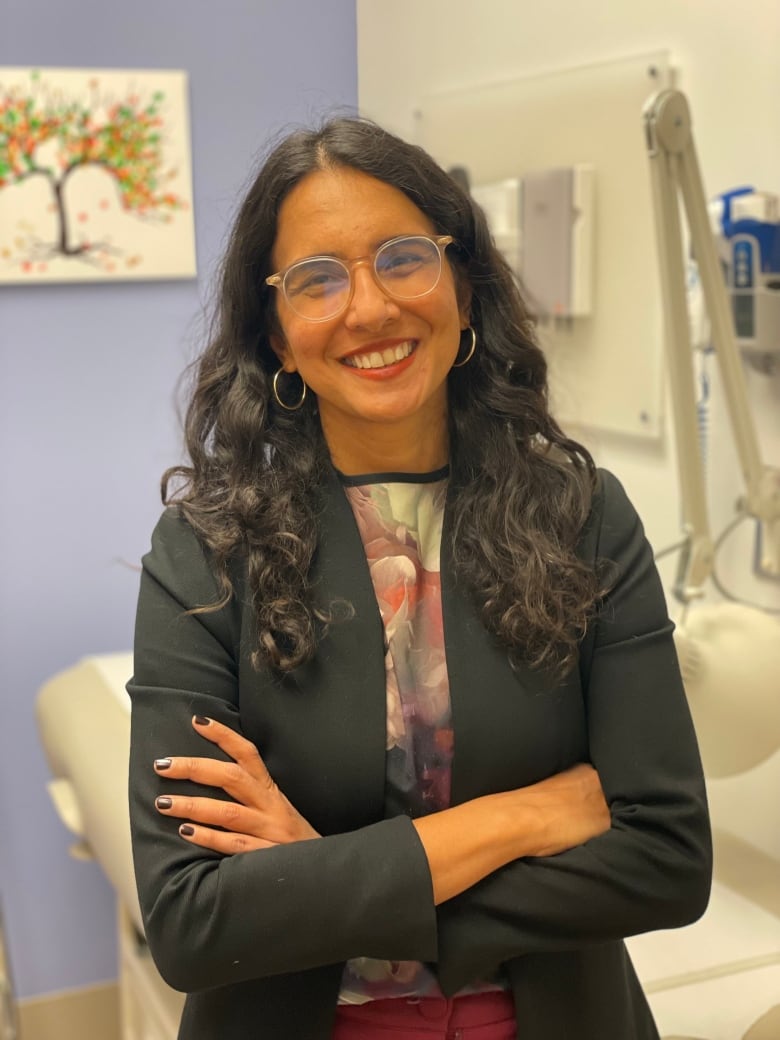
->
xmin=165 ymin=117 xmax=605 ymax=677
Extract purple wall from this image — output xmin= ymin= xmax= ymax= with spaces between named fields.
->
xmin=0 ymin=0 xmax=357 ymax=999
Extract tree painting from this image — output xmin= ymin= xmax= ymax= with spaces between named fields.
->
xmin=0 ymin=68 xmax=196 ymax=283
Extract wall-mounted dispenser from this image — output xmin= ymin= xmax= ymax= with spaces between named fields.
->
xmin=471 ymin=164 xmax=594 ymax=319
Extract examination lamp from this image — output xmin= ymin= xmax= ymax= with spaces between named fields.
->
xmin=644 ymin=90 xmax=780 ymax=778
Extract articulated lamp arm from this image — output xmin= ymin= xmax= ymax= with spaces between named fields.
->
xmin=643 ymin=89 xmax=780 ymax=601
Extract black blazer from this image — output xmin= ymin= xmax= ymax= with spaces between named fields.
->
xmin=128 ymin=468 xmax=711 ymax=1039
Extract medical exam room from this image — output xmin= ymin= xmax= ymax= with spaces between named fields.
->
xmin=1 ymin=2 xmax=778 ymax=1038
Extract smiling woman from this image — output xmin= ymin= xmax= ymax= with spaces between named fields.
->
xmin=266 ymin=169 xmax=468 ymax=474
xmin=127 ymin=117 xmax=711 ymax=1040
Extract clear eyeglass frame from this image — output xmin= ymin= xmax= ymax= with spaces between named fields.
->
xmin=265 ymin=234 xmax=455 ymax=322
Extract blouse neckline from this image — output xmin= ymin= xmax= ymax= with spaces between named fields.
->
xmin=336 ymin=464 xmax=450 ymax=487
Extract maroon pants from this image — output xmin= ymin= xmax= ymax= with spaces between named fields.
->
xmin=332 ymin=991 xmax=517 ymax=1040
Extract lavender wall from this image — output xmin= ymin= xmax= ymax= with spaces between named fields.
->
xmin=0 ymin=0 xmax=357 ymax=999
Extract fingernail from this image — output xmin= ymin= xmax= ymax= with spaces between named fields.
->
xmin=179 ymin=824 xmax=195 ymax=837
xmin=154 ymin=758 xmax=172 ymax=771
xmin=156 ymin=796 xmax=172 ymax=810
xmin=193 ymin=715 xmax=210 ymax=726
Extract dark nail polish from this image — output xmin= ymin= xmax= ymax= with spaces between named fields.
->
xmin=154 ymin=758 xmax=172 ymax=770
xmin=179 ymin=824 xmax=195 ymax=837
xmin=193 ymin=715 xmax=210 ymax=726
xmin=156 ymin=796 xmax=172 ymax=810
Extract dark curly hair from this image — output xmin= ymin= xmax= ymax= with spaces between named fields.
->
xmin=165 ymin=116 xmax=605 ymax=677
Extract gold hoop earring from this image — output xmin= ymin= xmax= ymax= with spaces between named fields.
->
xmin=452 ymin=326 xmax=476 ymax=368
xmin=272 ymin=367 xmax=307 ymax=411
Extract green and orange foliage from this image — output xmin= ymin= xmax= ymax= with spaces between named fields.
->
xmin=0 ymin=93 xmax=62 ymax=185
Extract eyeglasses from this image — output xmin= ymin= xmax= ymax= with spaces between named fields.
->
xmin=265 ymin=234 xmax=454 ymax=322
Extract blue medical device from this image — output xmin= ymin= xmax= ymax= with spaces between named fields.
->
xmin=714 ymin=186 xmax=780 ymax=355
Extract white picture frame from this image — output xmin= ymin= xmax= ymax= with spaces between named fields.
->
xmin=0 ymin=66 xmax=197 ymax=283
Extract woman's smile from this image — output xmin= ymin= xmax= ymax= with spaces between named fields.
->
xmin=340 ymin=339 xmax=417 ymax=373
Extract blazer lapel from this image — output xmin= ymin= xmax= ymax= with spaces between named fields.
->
xmin=440 ymin=492 xmax=588 ymax=806
xmin=244 ymin=468 xmax=389 ymax=836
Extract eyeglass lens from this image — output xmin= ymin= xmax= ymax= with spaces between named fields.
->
xmin=282 ymin=236 xmax=444 ymax=320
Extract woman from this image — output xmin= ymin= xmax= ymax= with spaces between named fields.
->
xmin=128 ymin=118 xmax=711 ymax=1040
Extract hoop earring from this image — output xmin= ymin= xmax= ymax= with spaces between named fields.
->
xmin=452 ymin=325 xmax=476 ymax=368
xmin=272 ymin=367 xmax=307 ymax=411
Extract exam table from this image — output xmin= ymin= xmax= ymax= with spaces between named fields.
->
xmin=36 ymin=654 xmax=184 ymax=1040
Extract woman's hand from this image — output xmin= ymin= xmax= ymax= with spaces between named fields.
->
xmin=153 ymin=716 xmax=320 ymax=854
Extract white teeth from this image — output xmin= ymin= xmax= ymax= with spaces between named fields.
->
xmin=344 ymin=341 xmax=415 ymax=370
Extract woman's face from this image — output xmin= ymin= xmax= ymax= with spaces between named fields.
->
xmin=269 ymin=167 xmax=470 ymax=472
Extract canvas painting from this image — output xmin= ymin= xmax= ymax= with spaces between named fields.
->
xmin=0 ymin=67 xmax=196 ymax=283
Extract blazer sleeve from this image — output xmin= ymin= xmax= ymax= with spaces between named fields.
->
xmin=127 ymin=508 xmax=437 ymax=993
xmin=434 ymin=469 xmax=712 ymax=995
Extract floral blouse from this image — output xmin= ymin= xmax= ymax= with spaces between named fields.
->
xmin=337 ymin=468 xmax=504 ymax=1005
